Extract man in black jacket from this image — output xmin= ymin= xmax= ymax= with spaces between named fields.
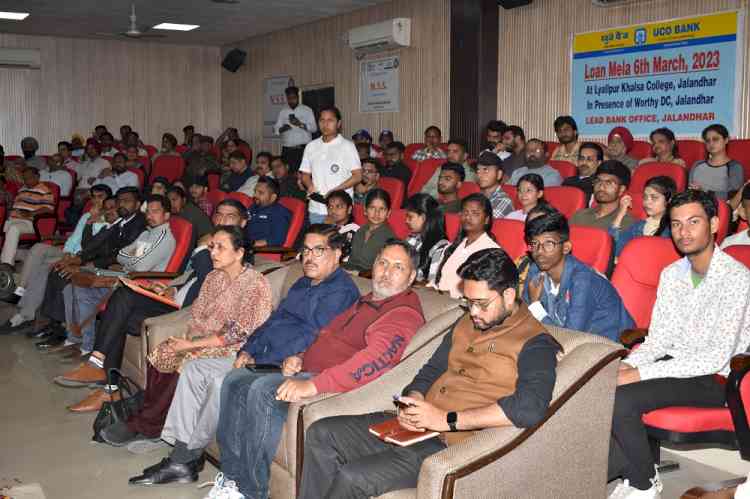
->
xmin=55 ymin=199 xmax=247 ymax=414
xmin=35 ymin=187 xmax=146 ymax=349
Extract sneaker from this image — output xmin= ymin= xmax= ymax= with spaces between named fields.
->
xmin=608 ymin=477 xmax=662 ymax=499
xmin=199 ymin=472 xmax=245 ymax=499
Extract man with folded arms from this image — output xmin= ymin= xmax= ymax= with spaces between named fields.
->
xmin=126 ymin=224 xmax=360 ymax=486
xmin=607 ymin=190 xmax=750 ymax=499
xmin=201 ymin=240 xmax=425 ymax=498
xmin=300 ymin=248 xmax=561 ymax=499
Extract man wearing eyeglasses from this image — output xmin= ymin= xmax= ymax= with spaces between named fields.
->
xmin=299 ymin=248 xmax=561 ymax=499
xmin=523 ymin=211 xmax=634 ymax=341
xmin=570 ymin=160 xmax=637 ymax=231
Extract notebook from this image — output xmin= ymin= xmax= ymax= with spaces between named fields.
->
xmin=119 ymin=277 xmax=179 ymax=308
xmin=368 ymin=418 xmax=440 ymax=447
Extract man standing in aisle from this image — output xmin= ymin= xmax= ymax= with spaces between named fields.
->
xmin=274 ymin=86 xmax=317 ymax=173
xmin=300 ymin=106 xmax=362 ymax=224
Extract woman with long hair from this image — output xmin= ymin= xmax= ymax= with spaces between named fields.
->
xmin=403 ymin=193 xmax=450 ymax=282
xmin=431 ymin=193 xmax=499 ymax=298
xmin=638 ymin=127 xmax=685 ymax=167
xmin=689 ymin=123 xmax=744 ymax=202
xmin=610 ymin=176 xmax=676 ymax=256
xmin=506 ymin=173 xmax=546 ymax=221
xmin=344 ymin=188 xmax=396 ymax=273
xmin=324 ymin=190 xmax=359 ymax=259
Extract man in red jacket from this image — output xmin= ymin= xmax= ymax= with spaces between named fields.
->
xmin=204 ymin=239 xmax=425 ymax=499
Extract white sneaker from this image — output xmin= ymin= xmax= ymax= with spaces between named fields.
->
xmin=199 ymin=472 xmax=245 ymax=499
xmin=608 ymin=476 xmax=663 ymax=499
xmin=735 ymin=474 xmax=750 ymax=499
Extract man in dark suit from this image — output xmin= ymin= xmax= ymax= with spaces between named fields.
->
xmin=55 ymin=199 xmax=248 ymax=413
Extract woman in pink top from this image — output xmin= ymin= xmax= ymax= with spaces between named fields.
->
xmin=431 ymin=193 xmax=500 ymax=298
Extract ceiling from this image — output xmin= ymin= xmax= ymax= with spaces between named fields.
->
xmin=0 ymin=0 xmax=389 ymax=46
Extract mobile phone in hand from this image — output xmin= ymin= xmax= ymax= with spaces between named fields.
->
xmin=392 ymin=394 xmax=416 ymax=409
xmin=246 ymin=363 xmax=282 ymax=374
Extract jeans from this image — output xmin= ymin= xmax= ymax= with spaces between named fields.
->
xmin=64 ymin=285 xmax=110 ymax=353
xmin=216 ymin=368 xmax=309 ymax=498
xmin=17 ymin=243 xmax=64 ymax=321
xmin=300 ymin=412 xmax=446 ymax=499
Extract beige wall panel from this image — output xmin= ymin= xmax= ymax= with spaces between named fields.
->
xmin=0 ymin=33 xmax=221 ymax=154
xmin=497 ymin=0 xmax=749 ymax=141
xmin=221 ymin=0 xmax=450 ymax=155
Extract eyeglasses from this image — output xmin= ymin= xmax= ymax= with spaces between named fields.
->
xmin=527 ymin=240 xmax=562 ymax=253
xmin=301 ymin=245 xmax=331 ymax=258
xmin=458 ymin=294 xmax=500 ymax=312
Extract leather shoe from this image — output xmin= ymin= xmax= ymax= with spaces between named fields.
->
xmin=55 ymin=362 xmax=106 ymax=387
xmin=68 ymin=388 xmax=120 ymax=413
xmin=27 ymin=327 xmax=53 ymax=339
xmin=128 ymin=458 xmax=201 ymax=486
xmin=0 ymin=320 xmax=33 ymax=336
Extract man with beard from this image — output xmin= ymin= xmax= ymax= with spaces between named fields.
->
xmin=571 ymin=160 xmax=635 ymax=231
xmin=353 ymin=158 xmax=382 ymax=205
xmin=479 ymin=120 xmax=510 ymax=161
xmin=523 ymin=211 xmax=634 ymax=341
xmin=507 ymin=139 xmax=562 ymax=187
xmin=499 ymin=125 xmax=526 ymax=179
xmin=434 ymin=162 xmax=464 ymax=214
xmin=299 ymin=248 xmax=560 ymax=499
xmin=380 ymin=141 xmax=412 ymax=192
xmin=98 ymin=152 xmax=140 ymax=192
xmin=607 ymin=190 xmax=750 ymax=499
xmin=199 ymin=240 xmax=424 ymax=498
xmin=550 ymin=115 xmax=581 ymax=164
xmin=563 ymin=142 xmax=603 ymax=205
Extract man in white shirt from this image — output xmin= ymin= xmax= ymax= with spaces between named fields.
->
xmin=299 ymin=106 xmax=362 ymax=224
xmin=39 ymin=154 xmax=74 ymax=197
xmin=74 ymin=141 xmax=110 ymax=195
xmin=98 ymin=153 xmax=140 ymax=192
xmin=100 ymin=132 xmax=119 ymax=157
xmin=274 ymin=86 xmax=317 ymax=173
xmin=608 ymin=190 xmax=750 ymax=499
xmin=721 ymin=184 xmax=750 ymax=249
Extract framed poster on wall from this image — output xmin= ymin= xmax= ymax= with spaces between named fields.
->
xmin=263 ymin=75 xmax=292 ymax=139
xmin=359 ymin=55 xmax=400 ymax=113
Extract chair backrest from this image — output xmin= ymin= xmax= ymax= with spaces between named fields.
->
xmin=278 ymin=197 xmax=306 ymax=248
xmin=491 ymin=219 xmax=527 ymax=260
xmin=377 ymin=176 xmax=405 ymax=209
xmin=629 ymin=162 xmax=688 ymax=194
xmin=144 ymin=144 xmax=158 ymax=158
xmin=544 ymin=186 xmax=586 ymax=219
xmin=458 ymin=181 xmax=480 ymax=199
xmin=205 ymin=190 xmax=227 ymax=214
xmin=630 ymin=140 xmax=653 ymax=160
xmin=611 ymin=237 xmax=680 ymax=328
xmin=386 ymin=209 xmax=410 ymax=239
xmin=227 ymin=191 xmax=253 ymax=209
xmin=545 ymin=141 xmax=559 ymax=158
xmin=127 ymin=167 xmax=145 ymax=188
xmin=407 ymin=158 xmax=444 ymax=197
xmin=549 ymin=160 xmax=577 ymax=179
xmin=677 ymin=139 xmax=706 ymax=169
xmin=207 ymin=172 xmax=221 ymax=191
xmin=352 ymin=203 xmax=366 ymax=226
xmin=238 ymin=144 xmax=254 ymax=163
xmin=176 ymin=144 xmax=189 ymax=154
xmin=727 ymin=139 xmax=750 ymax=181
xmin=404 ymin=142 xmax=425 ymax=160
xmin=725 ymin=245 xmax=750 ymax=269
xmin=738 ymin=220 xmax=749 ymax=233
xmin=165 ymin=216 xmax=194 ymax=272
xmin=403 ymin=158 xmax=419 ymax=176
xmin=150 ymin=155 xmax=185 ymax=183
xmin=569 ymin=225 xmax=612 ymax=274
xmin=716 ymin=200 xmax=730 ymax=245
xmin=502 ymin=184 xmax=520 ymax=209
xmin=445 ymin=212 xmax=460 ymax=241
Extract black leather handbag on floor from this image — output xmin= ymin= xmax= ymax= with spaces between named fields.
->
xmin=92 ymin=369 xmax=144 ymax=443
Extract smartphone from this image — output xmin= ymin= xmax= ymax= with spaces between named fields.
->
xmin=246 ymin=363 xmax=282 ymax=374
xmin=392 ymin=394 xmax=415 ymax=410
xmin=289 ymin=113 xmax=296 ymax=121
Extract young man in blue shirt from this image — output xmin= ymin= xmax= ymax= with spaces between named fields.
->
xmin=247 ymin=176 xmax=291 ymax=248
xmin=523 ymin=210 xmax=634 ymax=341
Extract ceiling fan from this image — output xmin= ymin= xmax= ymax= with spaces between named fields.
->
xmin=94 ymin=4 xmax=166 ymax=39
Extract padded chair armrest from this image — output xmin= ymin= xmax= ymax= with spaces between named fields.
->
xmin=620 ymin=328 xmax=649 ymax=348
xmin=141 ymin=307 xmax=192 ymax=357
xmin=32 ymin=212 xmax=58 ymax=240
xmin=256 ymin=246 xmax=298 ymax=262
xmin=731 ymin=353 xmax=750 ymax=373
xmin=128 ymin=271 xmax=182 ymax=280
xmin=727 ymin=353 xmax=750 ymax=460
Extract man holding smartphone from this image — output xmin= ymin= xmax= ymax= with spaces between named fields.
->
xmin=274 ymin=86 xmax=317 ymax=173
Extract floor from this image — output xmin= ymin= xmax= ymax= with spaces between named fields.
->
xmin=0 ymin=319 xmax=745 ymax=499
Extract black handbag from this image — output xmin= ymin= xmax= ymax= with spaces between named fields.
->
xmin=92 ymin=368 xmax=144 ymax=443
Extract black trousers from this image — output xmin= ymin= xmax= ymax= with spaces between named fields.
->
xmin=608 ymin=375 xmax=726 ymax=489
xmin=40 ymin=269 xmax=69 ymax=323
xmin=300 ymin=412 xmax=447 ymax=499
xmin=94 ymin=287 xmax=175 ymax=373
xmin=282 ymin=146 xmax=305 ymax=173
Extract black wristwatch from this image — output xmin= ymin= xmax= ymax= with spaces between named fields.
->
xmin=446 ymin=411 xmax=458 ymax=432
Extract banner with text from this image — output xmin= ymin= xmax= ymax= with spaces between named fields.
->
xmin=360 ymin=56 xmax=400 ymax=113
xmin=571 ymin=11 xmax=743 ymax=136
xmin=263 ymin=76 xmax=291 ymax=139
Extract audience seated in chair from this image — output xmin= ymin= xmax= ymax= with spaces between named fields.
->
xmin=166 ymin=185 xmax=213 ymax=247
xmin=183 ymin=136 xmax=220 ymax=187
xmin=721 ymin=184 xmax=750 ymax=249
xmin=638 ymin=127 xmax=686 ymax=168
xmin=411 ymin=126 xmax=447 ymax=161
xmin=205 ymin=240 xmax=425 ymax=498
xmin=434 ymin=162 xmax=464 ymax=214
xmin=571 ymin=160 xmax=636 ymax=231
xmin=1 ymin=167 xmax=56 ymax=267
xmin=479 ymin=119 xmax=511 ymax=161
xmin=99 ymin=132 xmax=119 ymax=157
xmin=550 ymin=115 xmax=580 ymax=164
xmin=381 ymin=141 xmax=412 ymax=192
xmin=324 ymin=190 xmax=360 ymax=258
xmin=188 ymin=176 xmax=213 ymax=217
xmin=344 ymin=188 xmax=396 ymax=274
xmin=0 ymin=185 xmax=115 ymax=334
xmin=508 ymin=139 xmax=563 ymax=187
xmin=606 ymin=126 xmax=639 ymax=172
xmin=152 ymin=133 xmax=181 ymax=161
xmin=610 ymin=176 xmax=675 ymax=257
xmin=99 ymin=152 xmax=140 ymax=193
xmin=421 ymin=139 xmax=476 ymax=199
xmin=299 ymin=248 xmax=561 ymax=499
xmin=431 ymin=193 xmax=500 ymax=298
xmin=506 ymin=173 xmax=545 ymax=222
xmin=56 ymin=199 xmax=248 ymax=413
xmin=73 ymin=140 xmax=110 ymax=206
xmin=500 ymin=125 xmax=527 ymax=179
xmin=608 ymin=189 xmax=750 ymax=499
xmin=220 ymin=151 xmax=254 ymax=194
xmin=95 ymin=225 xmax=273 ymax=453
xmin=246 ymin=176 xmax=290 ymax=248
xmin=57 ymin=141 xmax=79 ymax=170
xmin=19 ymin=136 xmax=47 ymax=171
xmin=404 ymin=193 xmax=450 ymax=283
xmin=522 ymin=211 xmax=634 ymax=341
xmin=353 ymin=157 xmax=382 ymax=205
xmin=477 ymin=152 xmax=514 ymax=219
xmin=689 ymin=124 xmax=744 ymax=202
xmin=270 ymin=155 xmax=305 ymax=201
xmin=563 ymin=141 xmax=603 ymax=204
xmin=235 ymin=151 xmax=272 ymax=198
xmin=40 ymin=153 xmax=73 ymax=197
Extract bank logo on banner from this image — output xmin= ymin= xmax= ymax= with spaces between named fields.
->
xmin=634 ymin=28 xmax=647 ymax=46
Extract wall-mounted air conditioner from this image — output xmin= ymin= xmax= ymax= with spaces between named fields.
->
xmin=348 ymin=18 xmax=411 ymax=57
xmin=0 ymin=48 xmax=41 ymax=68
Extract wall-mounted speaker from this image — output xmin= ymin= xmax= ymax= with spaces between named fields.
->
xmin=497 ymin=0 xmax=532 ymax=9
xmin=222 ymin=48 xmax=247 ymax=72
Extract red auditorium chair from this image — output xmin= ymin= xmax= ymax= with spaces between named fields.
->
xmin=226 ymin=192 xmax=253 ymax=209
xmin=352 ymin=203 xmax=366 ymax=227
xmin=728 ymin=139 xmax=750 ymax=181
xmin=150 ymin=156 xmax=185 ymax=184
xmin=502 ymin=185 xmax=520 ymax=209
xmin=238 ymin=144 xmax=253 ymax=163
xmin=725 ymin=244 xmax=750 ymax=267
xmin=211 ymin=145 xmax=222 ymax=161
xmin=386 ymin=209 xmax=410 ymax=239
xmin=627 ymin=162 xmax=688 ymax=219
xmin=491 ymin=219 xmax=526 ymax=260
xmin=255 ymin=197 xmax=306 ymax=262
xmin=128 ymin=167 xmax=145 ymax=189
xmin=136 ymin=156 xmax=151 ymax=173
xmin=458 ymin=181 xmax=480 ymax=199
xmin=716 ymin=200 xmax=731 ymax=245
xmin=569 ymin=225 xmax=612 ymax=275
xmin=206 ymin=190 xmax=227 ymax=212
xmin=143 ymin=145 xmax=158 ymax=158
xmin=630 ymin=140 xmax=653 ymax=160
xmin=403 ymin=158 xmax=419 ymax=177
xmin=738 ymin=220 xmax=749 ymax=233
xmin=207 ymin=172 xmax=221 ymax=191
xmin=544 ymin=142 xmax=559 ymax=157
xmin=4 ymin=155 xmax=23 ymax=163
xmin=544 ymin=186 xmax=585 ymax=219
xmin=176 ymin=145 xmax=189 ymax=154
xmin=55 ymin=169 xmax=77 ymax=227
xmin=404 ymin=143 xmax=424 ymax=160
xmin=19 ymin=182 xmax=60 ymax=246
xmin=378 ymin=177 xmax=405 ymax=209
xmin=677 ymin=139 xmax=706 ymax=169
xmin=438 ymin=143 xmax=450 ymax=154
xmin=444 ymin=212 xmax=460 ymax=241
xmin=407 ymin=159 xmax=444 ymax=197
xmin=549 ymin=160 xmax=577 ymax=179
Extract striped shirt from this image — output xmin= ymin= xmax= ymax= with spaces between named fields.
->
xmin=10 ymin=183 xmax=54 ymax=218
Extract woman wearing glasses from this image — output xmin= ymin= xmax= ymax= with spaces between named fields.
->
xmin=431 ymin=193 xmax=500 ymax=298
